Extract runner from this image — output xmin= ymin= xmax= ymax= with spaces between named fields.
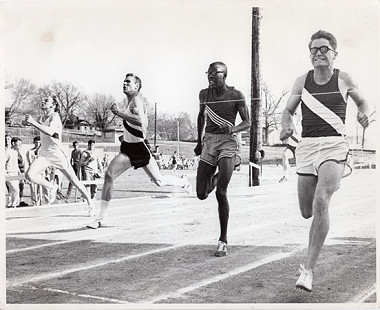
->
xmin=24 ymin=96 xmax=95 ymax=215
xmin=86 ymin=73 xmax=191 ymax=229
xmin=194 ymin=61 xmax=250 ymax=257
xmin=280 ymin=30 xmax=371 ymax=292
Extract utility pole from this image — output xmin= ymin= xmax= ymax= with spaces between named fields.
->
xmin=154 ymin=102 xmax=157 ymax=146
xmin=249 ymin=7 xmax=262 ymax=186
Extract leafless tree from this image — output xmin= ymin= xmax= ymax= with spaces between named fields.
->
xmin=262 ymin=81 xmax=289 ymax=145
xmin=6 ymin=78 xmax=36 ymax=122
xmin=49 ymin=82 xmax=83 ymax=127
xmin=83 ymin=93 xmax=117 ymax=131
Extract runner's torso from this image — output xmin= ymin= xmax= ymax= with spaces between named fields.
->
xmin=123 ymin=95 xmax=147 ymax=143
xmin=200 ymin=86 xmax=244 ymax=134
xmin=39 ymin=112 xmax=63 ymax=156
xmin=300 ymin=69 xmax=347 ymax=137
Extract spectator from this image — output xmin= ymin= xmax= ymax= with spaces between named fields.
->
xmin=11 ymin=137 xmax=28 ymax=207
xmin=79 ymin=140 xmax=103 ymax=199
xmin=26 ymin=136 xmax=42 ymax=206
xmin=5 ymin=134 xmax=20 ymax=208
xmin=66 ymin=141 xmax=82 ymax=199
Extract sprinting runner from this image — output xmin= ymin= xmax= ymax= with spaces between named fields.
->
xmin=194 ymin=61 xmax=250 ymax=257
xmin=24 ymin=96 xmax=95 ymax=215
xmin=280 ymin=30 xmax=371 ymax=292
xmin=86 ymin=73 xmax=191 ymax=229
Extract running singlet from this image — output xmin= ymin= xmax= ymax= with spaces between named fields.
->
xmin=300 ymin=69 xmax=348 ymax=138
xmin=38 ymin=112 xmax=63 ymax=157
xmin=123 ymin=96 xmax=147 ymax=143
xmin=200 ymin=86 xmax=244 ymax=134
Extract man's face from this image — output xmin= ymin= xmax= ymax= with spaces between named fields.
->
xmin=34 ymin=140 xmax=41 ymax=148
xmin=88 ymin=143 xmax=95 ymax=151
xmin=5 ymin=136 xmax=11 ymax=147
xmin=73 ymin=143 xmax=78 ymax=150
xmin=41 ymin=97 xmax=55 ymax=112
xmin=310 ymin=38 xmax=336 ymax=69
xmin=207 ymin=65 xmax=226 ymax=88
xmin=123 ymin=76 xmax=139 ymax=94
xmin=12 ymin=140 xmax=22 ymax=151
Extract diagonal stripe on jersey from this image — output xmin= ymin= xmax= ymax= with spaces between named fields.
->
xmin=301 ymin=88 xmax=345 ymax=135
xmin=205 ymin=106 xmax=234 ymax=128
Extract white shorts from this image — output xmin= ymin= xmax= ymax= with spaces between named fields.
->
xmin=33 ymin=149 xmax=70 ymax=172
xmin=296 ymin=136 xmax=351 ymax=177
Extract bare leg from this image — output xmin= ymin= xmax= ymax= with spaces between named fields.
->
xmin=143 ymin=157 xmax=188 ymax=188
xmin=60 ymin=165 xmax=92 ymax=206
xmin=305 ymin=161 xmax=344 ymax=271
xmin=215 ymin=157 xmax=235 ymax=244
xmin=196 ymin=160 xmax=218 ymax=200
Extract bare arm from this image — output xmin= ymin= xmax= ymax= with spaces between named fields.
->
xmin=194 ymin=91 xmax=207 ymax=156
xmin=110 ymin=97 xmax=146 ymax=127
xmin=25 ymin=113 xmax=62 ymax=139
xmin=230 ymin=95 xmax=250 ymax=134
xmin=280 ymin=75 xmax=305 ymax=140
xmin=340 ymin=71 xmax=370 ymax=128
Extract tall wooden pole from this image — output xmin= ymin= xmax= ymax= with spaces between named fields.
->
xmin=154 ymin=102 xmax=157 ymax=146
xmin=249 ymin=7 xmax=262 ymax=187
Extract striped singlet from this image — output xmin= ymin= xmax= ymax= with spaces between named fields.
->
xmin=300 ymin=69 xmax=348 ymax=138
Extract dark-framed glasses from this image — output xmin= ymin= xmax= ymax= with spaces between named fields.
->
xmin=206 ymin=70 xmax=225 ymax=77
xmin=310 ymin=46 xmax=337 ymax=55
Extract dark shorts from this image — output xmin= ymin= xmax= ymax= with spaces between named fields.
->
xmin=286 ymin=144 xmax=297 ymax=157
xmin=120 ymin=141 xmax=151 ymax=169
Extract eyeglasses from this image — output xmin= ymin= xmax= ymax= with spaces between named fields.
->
xmin=310 ymin=46 xmax=337 ymax=55
xmin=206 ymin=70 xmax=225 ymax=77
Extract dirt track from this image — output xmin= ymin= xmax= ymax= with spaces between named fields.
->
xmin=5 ymin=165 xmax=377 ymax=308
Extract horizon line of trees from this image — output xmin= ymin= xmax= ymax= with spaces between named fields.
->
xmin=5 ymin=76 xmax=198 ymax=142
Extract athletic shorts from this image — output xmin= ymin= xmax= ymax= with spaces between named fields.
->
xmin=120 ymin=141 xmax=151 ymax=169
xmin=285 ymin=144 xmax=296 ymax=157
xmin=296 ymin=136 xmax=351 ymax=177
xmin=37 ymin=149 xmax=70 ymax=171
xmin=200 ymin=132 xmax=241 ymax=167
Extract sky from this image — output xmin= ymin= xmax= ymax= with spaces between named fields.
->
xmin=1 ymin=0 xmax=379 ymax=143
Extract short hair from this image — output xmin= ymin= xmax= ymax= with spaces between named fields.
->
xmin=308 ymin=30 xmax=337 ymax=51
xmin=33 ymin=136 xmax=41 ymax=142
xmin=126 ymin=73 xmax=142 ymax=92
xmin=88 ymin=139 xmax=95 ymax=145
xmin=209 ymin=61 xmax=228 ymax=77
xmin=11 ymin=137 xmax=22 ymax=144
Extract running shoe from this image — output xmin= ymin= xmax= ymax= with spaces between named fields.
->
xmin=214 ymin=241 xmax=228 ymax=257
xmin=86 ymin=220 xmax=101 ymax=229
xmin=296 ymin=264 xmax=313 ymax=292
xmin=181 ymin=175 xmax=192 ymax=194
xmin=279 ymin=176 xmax=288 ymax=183
xmin=49 ymin=183 xmax=59 ymax=204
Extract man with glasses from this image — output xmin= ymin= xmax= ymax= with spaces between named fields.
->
xmin=280 ymin=30 xmax=370 ymax=292
xmin=194 ymin=61 xmax=250 ymax=257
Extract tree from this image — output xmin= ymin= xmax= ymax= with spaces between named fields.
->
xmin=6 ymin=78 xmax=36 ymax=122
xmin=49 ymin=82 xmax=83 ymax=127
xmin=83 ymin=93 xmax=117 ymax=131
xmin=261 ymin=81 xmax=289 ymax=145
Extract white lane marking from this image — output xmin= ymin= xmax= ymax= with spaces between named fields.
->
xmin=7 ymin=244 xmax=179 ymax=288
xmin=24 ymin=285 xmax=131 ymax=304
xmin=349 ymin=284 xmax=377 ymax=303
xmin=6 ymin=192 xmax=294 ymax=254
xmin=141 ymin=246 xmax=304 ymax=304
